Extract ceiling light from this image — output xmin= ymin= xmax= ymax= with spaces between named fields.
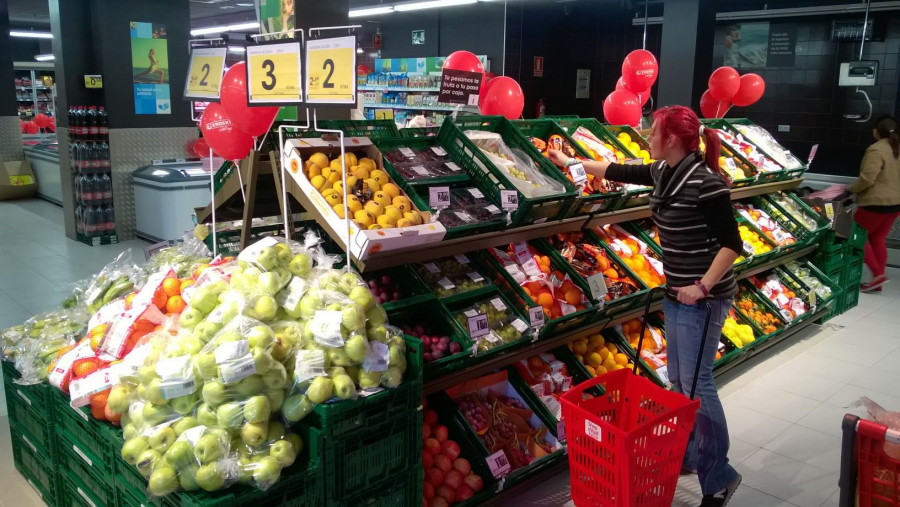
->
xmin=10 ymin=30 xmax=52 ymax=39
xmin=190 ymin=21 xmax=258 ymax=36
xmin=34 ymin=54 xmax=54 ymax=61
xmin=236 ymin=2 xmax=254 ymax=5
xmin=394 ymin=0 xmax=476 ymax=12
xmin=357 ymin=48 xmax=364 ymax=53
xmin=228 ymin=46 xmax=246 ymax=53
xmin=349 ymin=6 xmax=395 ymax=17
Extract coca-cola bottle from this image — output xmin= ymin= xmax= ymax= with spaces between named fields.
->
xmin=99 ymin=173 xmax=112 ymax=205
xmin=75 ymin=205 xmax=83 ymax=235
xmin=98 ymin=142 xmax=110 ymax=171
xmin=97 ymin=107 xmax=109 ymax=140
xmin=83 ymin=205 xmax=96 ymax=237
xmin=87 ymin=106 xmax=98 ymax=141
xmin=103 ymin=205 xmax=115 ymax=235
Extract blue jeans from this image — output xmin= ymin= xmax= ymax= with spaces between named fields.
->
xmin=664 ymin=297 xmax=738 ymax=495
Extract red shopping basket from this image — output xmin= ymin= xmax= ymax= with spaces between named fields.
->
xmin=839 ymin=414 xmax=900 ymax=506
xmin=560 ymin=368 xmax=700 ymax=506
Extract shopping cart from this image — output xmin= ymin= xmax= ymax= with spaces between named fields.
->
xmin=839 ymin=413 xmax=900 ymax=506
xmin=560 ymin=288 xmax=709 ymax=506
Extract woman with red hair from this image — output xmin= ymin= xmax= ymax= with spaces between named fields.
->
xmin=550 ymin=106 xmax=743 ymax=506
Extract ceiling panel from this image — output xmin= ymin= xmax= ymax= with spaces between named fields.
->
xmin=4 ymin=0 xmax=257 ymax=28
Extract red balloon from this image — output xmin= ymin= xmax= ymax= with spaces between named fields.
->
xmin=699 ymin=89 xmax=731 ymax=119
xmin=48 ymin=121 xmax=55 ymax=133
xmin=193 ymin=138 xmax=212 ymax=158
xmin=732 ymin=73 xmax=766 ymax=107
xmin=199 ymin=103 xmax=254 ymax=161
xmin=443 ymin=51 xmax=485 ymax=74
xmin=34 ymin=113 xmax=50 ymax=128
xmin=479 ymin=76 xmax=524 ymax=120
xmin=23 ymin=121 xmax=39 ymax=134
xmin=603 ymin=90 xmax=642 ymax=126
xmin=615 ymin=76 xmax=649 ymax=106
xmin=357 ymin=65 xmax=370 ymax=76
xmin=621 ymin=50 xmax=658 ymax=93
xmin=220 ymin=62 xmax=280 ymax=138
xmin=708 ymin=66 xmax=740 ymax=102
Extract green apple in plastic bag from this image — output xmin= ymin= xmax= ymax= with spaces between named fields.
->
xmin=196 ymin=462 xmax=227 ymax=492
xmin=148 ymin=466 xmax=179 ymax=496
xmin=121 ymin=436 xmax=149 ymax=466
xmin=306 ymin=377 xmax=333 ymax=404
xmin=344 ymin=334 xmax=368 ymax=363
xmin=241 ymin=421 xmax=269 ymax=447
xmin=252 ymin=456 xmax=282 ymax=490
xmin=269 ymin=440 xmax=296 ymax=467
xmin=282 ymin=394 xmax=314 ymax=422
xmin=137 ymin=449 xmax=162 ymax=478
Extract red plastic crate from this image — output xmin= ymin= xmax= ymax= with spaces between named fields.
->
xmin=857 ymin=418 xmax=900 ymax=507
xmin=560 ymin=368 xmax=699 ymax=507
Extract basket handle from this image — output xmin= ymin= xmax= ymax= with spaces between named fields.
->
xmin=560 ymin=368 xmax=625 ymax=405
xmin=632 ymin=287 xmax=666 ymax=375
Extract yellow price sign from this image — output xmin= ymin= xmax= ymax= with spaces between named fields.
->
xmin=305 ymin=36 xmax=357 ymax=105
xmin=184 ymin=47 xmax=227 ymax=100
xmin=84 ymin=75 xmax=103 ymax=89
xmin=246 ymin=41 xmax=303 ymax=104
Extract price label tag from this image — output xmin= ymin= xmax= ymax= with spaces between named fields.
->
xmin=305 ymin=36 xmax=357 ymax=105
xmin=220 ymin=357 xmax=257 ymax=384
xmin=467 ymin=272 xmax=485 ymax=283
xmin=656 ymin=364 xmax=670 ymax=384
xmin=184 ymin=47 xmax=227 ymax=100
xmin=511 ymin=319 xmax=528 ymax=333
xmin=399 ymin=147 xmax=416 ymax=158
xmin=310 ymin=310 xmax=345 ymax=347
xmin=500 ymin=189 xmax=519 ymax=211
xmin=431 ymin=146 xmax=447 ymax=157
xmin=430 ymin=186 xmax=451 ymax=209
xmin=215 ymin=340 xmax=250 ymax=365
xmin=467 ymin=313 xmax=489 ymax=338
xmin=445 ymin=161 xmax=461 ymax=172
xmin=587 ymin=273 xmax=608 ymax=300
xmin=160 ymin=377 xmax=198 ymax=400
xmin=568 ymin=163 xmax=588 ymax=185
xmin=424 ymin=262 xmax=440 ymax=273
xmin=585 ymin=419 xmax=603 ymax=443
xmin=490 ymin=298 xmax=507 ymax=312
xmin=780 ymin=309 xmax=793 ymax=322
xmin=528 ymin=306 xmax=545 ymax=329
xmin=294 ymin=349 xmax=326 ymax=383
xmin=743 ymin=241 xmax=755 ymax=255
xmin=84 ymin=74 xmax=103 ymax=89
xmin=486 ymin=205 xmax=501 ymax=215
xmin=363 ymin=341 xmax=390 ymax=372
xmin=486 ymin=450 xmax=511 ymax=478
xmin=412 ymin=165 xmax=429 ymax=176
xmin=437 ymin=278 xmax=456 ymax=290
xmin=557 ymin=420 xmax=566 ymax=443
xmin=246 ymin=41 xmax=304 ymax=104
xmin=808 ymin=144 xmax=819 ymax=164
xmin=455 ymin=254 xmax=470 ymax=264
xmin=468 ymin=188 xmax=485 ymax=199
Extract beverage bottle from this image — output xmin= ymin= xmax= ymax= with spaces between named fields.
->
xmin=84 ymin=205 xmax=96 ymax=237
xmin=104 ymin=205 xmax=115 ymax=235
xmin=99 ymin=142 xmax=110 ymax=171
xmin=68 ymin=106 xmax=75 ymax=136
xmin=100 ymin=173 xmax=112 ymax=205
xmin=75 ymin=205 xmax=83 ymax=235
xmin=98 ymin=107 xmax=109 ymax=140
xmin=74 ymin=174 xmax=82 ymax=205
xmin=74 ymin=106 xmax=83 ymax=140
xmin=87 ymin=106 xmax=98 ymax=141
xmin=90 ymin=142 xmax=100 ymax=173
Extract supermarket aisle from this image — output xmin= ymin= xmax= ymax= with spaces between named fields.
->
xmin=503 ymin=274 xmax=900 ymax=507
xmin=1 ymin=199 xmax=899 ymax=507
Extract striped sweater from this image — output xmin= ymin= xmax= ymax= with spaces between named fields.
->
xmin=606 ymin=152 xmax=741 ymax=298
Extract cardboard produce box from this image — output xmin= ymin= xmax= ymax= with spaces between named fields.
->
xmin=801 ymin=196 xmax=855 ymax=239
xmin=282 ymin=136 xmax=445 ymax=261
xmin=0 ymin=159 xmax=38 ymax=200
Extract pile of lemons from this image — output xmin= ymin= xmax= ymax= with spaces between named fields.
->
xmin=722 ymin=316 xmax=755 ymax=348
xmin=616 ymin=132 xmax=653 ymax=164
xmin=304 ymin=152 xmax=425 ymax=230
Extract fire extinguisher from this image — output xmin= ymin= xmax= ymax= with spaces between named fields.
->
xmin=536 ymin=98 xmax=546 ymax=118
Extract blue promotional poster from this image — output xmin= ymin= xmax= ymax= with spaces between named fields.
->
xmin=130 ymin=21 xmax=172 ymax=115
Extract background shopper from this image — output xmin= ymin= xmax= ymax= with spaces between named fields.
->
xmin=847 ymin=116 xmax=900 ymax=292
xmin=549 ymin=106 xmax=743 ymax=506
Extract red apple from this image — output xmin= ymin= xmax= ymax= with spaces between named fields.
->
xmin=424 ymin=438 xmax=441 ymax=456
xmin=423 ymin=452 xmax=434 ymax=470
xmin=444 ymin=470 xmax=463 ymax=490
xmin=430 ymin=497 xmax=449 ymax=507
xmin=423 ymin=423 xmax=432 ymax=440
xmin=436 ymin=485 xmax=456 ymax=504
xmin=423 ymin=481 xmax=435 ymax=500
xmin=464 ymin=473 xmax=484 ymax=492
xmin=426 ymin=468 xmax=444 ymax=487
xmin=456 ymin=484 xmax=475 ymax=502
xmin=441 ymin=440 xmax=460 ymax=460
xmin=433 ymin=424 xmax=448 ymax=442
xmin=425 ymin=409 xmax=438 ymax=425
xmin=434 ymin=454 xmax=452 ymax=472
xmin=422 ymin=499 xmax=428 ymax=507
xmin=453 ymin=458 xmax=471 ymax=476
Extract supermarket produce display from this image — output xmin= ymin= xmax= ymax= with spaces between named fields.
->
xmin=2 ymin=115 xmax=867 ymax=507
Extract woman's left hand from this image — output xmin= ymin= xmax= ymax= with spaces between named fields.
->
xmin=674 ymin=285 xmax=706 ymax=305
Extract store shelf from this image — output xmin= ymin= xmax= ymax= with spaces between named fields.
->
xmin=422 ymin=240 xmax=818 ymax=395
xmin=360 ymin=85 xmax=441 ymax=92
xmin=363 ymin=102 xmax=458 ymax=111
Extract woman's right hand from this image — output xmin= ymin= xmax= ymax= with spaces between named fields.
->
xmin=547 ymin=149 xmax=570 ymax=168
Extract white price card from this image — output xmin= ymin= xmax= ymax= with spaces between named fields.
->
xmin=486 ymin=450 xmax=512 ymax=478
xmin=500 ymin=189 xmax=519 ymax=211
xmin=587 ymin=273 xmax=608 ymax=300
xmin=363 ymin=341 xmax=390 ymax=372
xmin=568 ymin=163 xmax=588 ymax=185
xmin=424 ymin=262 xmax=440 ymax=273
xmin=399 ymin=147 xmax=416 ymax=158
xmin=160 ymin=377 xmax=198 ymax=400
xmin=220 ymin=358 xmax=257 ymax=384
xmin=743 ymin=241 xmax=755 ymax=255
xmin=429 ymin=186 xmax=451 ymax=209
xmin=528 ymin=306 xmax=545 ymax=329
xmin=490 ymin=298 xmax=507 ymax=312
xmin=467 ymin=313 xmax=490 ymax=338
xmin=468 ymin=188 xmax=484 ymax=199
xmin=445 ymin=161 xmax=461 ymax=172
xmin=455 ymin=254 xmax=470 ymax=264
xmin=655 ymin=364 xmax=670 ymax=384
xmin=431 ymin=146 xmax=447 ymax=157
xmin=585 ymin=419 xmax=603 ymax=443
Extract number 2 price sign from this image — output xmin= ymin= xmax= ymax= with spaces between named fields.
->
xmin=184 ymin=47 xmax=227 ymax=100
xmin=305 ymin=36 xmax=357 ymax=106
xmin=246 ymin=41 xmax=304 ymax=105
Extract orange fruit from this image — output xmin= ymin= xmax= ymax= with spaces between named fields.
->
xmin=614 ymin=353 xmax=628 ymax=366
xmin=192 ymin=263 xmax=211 ymax=279
xmin=564 ymin=289 xmax=581 ymax=305
xmin=152 ymin=287 xmax=168 ymax=310
xmin=603 ymin=268 xmax=618 ymax=279
xmin=180 ymin=279 xmax=195 ymax=292
xmin=537 ymin=292 xmax=554 ymax=308
xmin=133 ymin=319 xmax=156 ymax=333
xmin=162 ymin=278 xmax=181 ymax=297
xmin=72 ymin=358 xmax=102 ymax=379
xmin=166 ymin=295 xmax=186 ymax=314
xmin=104 ymin=404 xmax=122 ymax=424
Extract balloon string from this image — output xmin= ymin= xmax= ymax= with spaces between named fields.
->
xmin=210 ymin=148 xmax=217 ymax=258
xmin=235 ymin=160 xmax=247 ymax=203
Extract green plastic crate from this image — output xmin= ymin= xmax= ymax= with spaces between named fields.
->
xmin=203 ymin=222 xmax=302 ymax=257
xmin=362 ymin=265 xmax=435 ymax=313
xmin=701 ymin=119 xmax=786 ymax=183
xmin=733 ymin=283 xmax=788 ymax=347
xmin=320 ymin=410 xmax=422 ymax=502
xmin=53 ymin=389 xmax=120 ymax=483
xmin=448 ymin=116 xmax=579 ymax=225
xmin=6 ymin=380 xmax=56 ymax=459
xmin=843 ymin=286 xmax=860 ymax=312
xmin=304 ymin=335 xmax=423 ymax=438
xmin=375 ymin=135 xmax=472 ymax=188
xmin=720 ymin=118 xmax=807 ymax=179
xmin=441 ymin=288 xmax=533 ymax=360
xmin=60 ymin=468 xmax=109 ymax=507
xmin=735 ymin=216 xmax=781 ymax=272
xmin=763 ymin=192 xmax=830 ymax=244
xmin=11 ymin=426 xmax=60 ymax=506
xmin=58 ymin=427 xmax=118 ymax=506
xmin=386 ymin=298 xmax=473 ymax=380
xmin=3 ymin=374 xmax=53 ymax=413
xmin=739 ymin=198 xmax=809 ymax=253
xmin=512 ymin=119 xmax=624 ymax=216
xmin=849 ymin=222 xmax=867 ymax=252
xmin=601 ymin=319 xmax=669 ymax=388
xmin=481 ymin=243 xmax=599 ymax=340
xmin=411 ymin=252 xmax=497 ymax=303
xmin=2 ymin=359 xmax=20 ymax=384
xmin=212 ymin=160 xmax=235 ymax=195
xmin=328 ymin=467 xmax=421 ymax=507
xmin=403 ymin=184 xmax=509 ymax=240
xmin=279 ymin=120 xmax=401 ymax=142
xmin=399 ymin=126 xmax=439 ymax=138
xmin=842 ymin=260 xmax=864 ymax=291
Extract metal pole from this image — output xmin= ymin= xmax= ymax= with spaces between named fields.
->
xmin=643 ymin=0 xmax=649 ymax=50
xmin=860 ymin=0 xmax=872 ymax=60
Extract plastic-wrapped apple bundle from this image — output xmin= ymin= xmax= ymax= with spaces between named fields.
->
xmin=282 ymin=348 xmax=330 ymax=423
xmin=4 ymin=307 xmax=87 ymax=384
xmin=146 ymin=235 xmax=213 ymax=279
xmin=140 ymin=423 xmax=242 ymax=496
xmin=234 ymin=420 xmax=305 ymax=491
xmin=364 ymin=324 xmax=408 ymax=390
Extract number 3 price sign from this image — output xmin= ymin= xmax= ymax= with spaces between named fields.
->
xmin=305 ymin=36 xmax=357 ymax=106
xmin=246 ymin=40 xmax=304 ymax=105
xmin=184 ymin=47 xmax=227 ymax=100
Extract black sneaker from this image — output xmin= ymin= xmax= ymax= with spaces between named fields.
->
xmin=680 ymin=466 xmax=697 ymax=476
xmin=699 ymin=473 xmax=742 ymax=507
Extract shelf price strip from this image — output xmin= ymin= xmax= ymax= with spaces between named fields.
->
xmin=246 ymin=41 xmax=304 ymax=105
xmin=184 ymin=47 xmax=227 ymax=100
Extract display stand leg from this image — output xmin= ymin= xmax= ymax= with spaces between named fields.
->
xmin=239 ymin=151 xmax=262 ymax=250
xmin=268 ymin=150 xmax=296 ymax=241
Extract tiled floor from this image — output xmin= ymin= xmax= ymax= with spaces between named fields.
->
xmin=1 ymin=198 xmax=899 ymax=507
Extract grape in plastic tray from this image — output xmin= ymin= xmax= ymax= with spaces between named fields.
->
xmin=415 ymin=255 xmax=489 ymax=298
